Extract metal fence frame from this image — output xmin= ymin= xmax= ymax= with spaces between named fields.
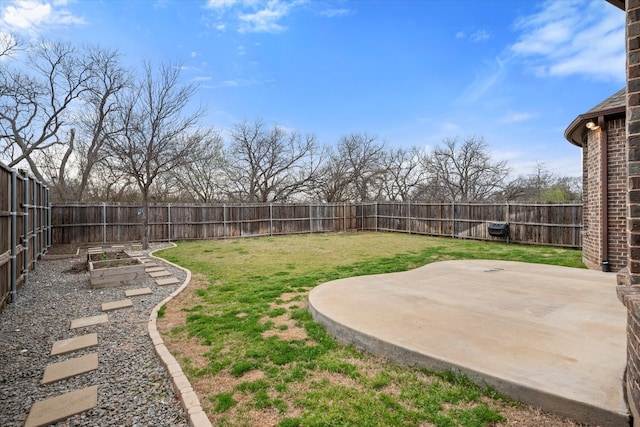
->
xmin=0 ymin=163 xmax=51 ymax=311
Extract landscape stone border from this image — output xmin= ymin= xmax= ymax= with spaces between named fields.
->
xmin=146 ymin=243 xmax=213 ymax=427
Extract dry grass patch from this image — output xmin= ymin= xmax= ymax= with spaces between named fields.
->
xmin=157 ymin=273 xmax=210 ymax=371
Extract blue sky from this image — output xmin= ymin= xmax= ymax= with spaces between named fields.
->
xmin=0 ymin=0 xmax=626 ymax=178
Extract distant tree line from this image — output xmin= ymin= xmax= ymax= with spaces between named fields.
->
xmin=0 ymin=36 xmax=580 ymax=212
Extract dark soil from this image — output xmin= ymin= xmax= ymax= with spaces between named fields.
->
xmin=88 ymin=251 xmax=131 ymax=262
xmin=63 ymin=262 xmax=87 ymax=274
xmin=46 ymin=244 xmax=79 ymax=255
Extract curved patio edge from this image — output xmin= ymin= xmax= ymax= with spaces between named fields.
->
xmin=148 ymin=243 xmax=212 ymax=427
xmin=307 ymin=261 xmax=630 ymax=427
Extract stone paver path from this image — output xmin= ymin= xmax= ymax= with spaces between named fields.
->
xmin=70 ymin=313 xmax=109 ymax=329
xmin=41 ymin=353 xmax=99 ymax=384
xmin=125 ymin=287 xmax=152 ymax=297
xmin=25 ymin=386 xmax=98 ymax=427
xmin=101 ymin=299 xmax=133 ymax=312
xmin=50 ymin=333 xmax=98 ymax=356
xmin=156 ymin=277 xmax=181 ymax=286
xmin=149 ymin=270 xmax=172 ymax=278
xmin=25 ymin=250 xmax=208 ymax=427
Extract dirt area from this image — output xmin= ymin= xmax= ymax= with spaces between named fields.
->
xmin=88 ymin=251 xmax=131 ymax=262
xmin=45 ymin=244 xmax=80 ymax=255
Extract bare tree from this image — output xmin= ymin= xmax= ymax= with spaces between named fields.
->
xmin=313 ymin=147 xmax=353 ymax=202
xmin=0 ymin=33 xmax=19 ymax=59
xmin=0 ymin=41 xmax=93 ymax=181
xmin=501 ymin=163 xmax=581 ymax=202
xmin=315 ymin=133 xmax=386 ymax=202
xmin=41 ymin=47 xmax=129 ymax=201
xmin=425 ymin=136 xmax=509 ymax=202
xmin=225 ymin=119 xmax=320 ymax=202
xmin=380 ymin=147 xmax=428 ymax=201
xmin=171 ymin=129 xmax=226 ymax=202
xmin=106 ymin=61 xmax=205 ymax=249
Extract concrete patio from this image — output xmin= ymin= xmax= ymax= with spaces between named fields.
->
xmin=308 ymin=260 xmax=629 ymax=427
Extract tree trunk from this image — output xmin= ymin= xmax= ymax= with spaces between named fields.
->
xmin=141 ymin=195 xmax=150 ymax=250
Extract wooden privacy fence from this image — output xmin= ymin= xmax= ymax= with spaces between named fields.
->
xmin=51 ymin=201 xmax=582 ymax=248
xmin=0 ymin=163 xmax=51 ymax=312
xmin=363 ymin=201 xmax=582 ymax=248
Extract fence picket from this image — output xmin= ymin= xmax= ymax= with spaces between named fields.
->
xmin=0 ymin=163 xmax=50 ymax=312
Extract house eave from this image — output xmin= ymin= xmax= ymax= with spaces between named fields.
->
xmin=605 ymin=0 xmax=625 ymax=10
xmin=564 ymin=106 xmax=626 ymax=147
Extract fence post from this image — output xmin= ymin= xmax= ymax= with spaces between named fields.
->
xmin=45 ymin=187 xmax=51 ymax=249
xmin=168 ymin=204 xmax=172 ymax=242
xmin=408 ymin=200 xmax=411 ymax=234
xmin=451 ymin=201 xmax=455 ymax=239
xmin=269 ymin=204 xmax=273 ymax=236
xmin=374 ymin=202 xmax=378 ymax=232
xmin=343 ymin=202 xmax=347 ymax=232
xmin=223 ymin=204 xmax=227 ymax=238
xmin=22 ymin=171 xmax=29 ymax=286
xmin=31 ymin=178 xmax=36 ymax=268
xmin=102 ymin=203 xmax=107 ymax=243
xmin=505 ymin=202 xmax=510 ymax=244
xmin=309 ymin=203 xmax=313 ymax=234
xmin=10 ymin=170 xmax=17 ymax=303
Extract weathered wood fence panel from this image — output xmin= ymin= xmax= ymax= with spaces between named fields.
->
xmin=365 ymin=202 xmax=582 ymax=247
xmin=51 ymin=201 xmax=582 ymax=248
xmin=0 ymin=163 xmax=51 ymax=312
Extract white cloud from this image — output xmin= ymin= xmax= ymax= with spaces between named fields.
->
xmin=205 ymin=0 xmax=303 ymax=34
xmin=469 ymin=29 xmax=491 ymax=43
xmin=499 ymin=112 xmax=535 ymax=124
xmin=238 ymin=2 xmax=290 ymax=33
xmin=459 ymin=57 xmax=507 ymax=104
xmin=0 ymin=0 xmax=85 ymax=36
xmin=206 ymin=0 xmax=246 ymax=9
xmin=455 ymin=29 xmax=491 ymax=43
xmin=320 ymin=8 xmax=350 ymax=18
xmin=510 ymin=0 xmax=624 ymax=82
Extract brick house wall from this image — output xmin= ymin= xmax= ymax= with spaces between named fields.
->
xmin=582 ymin=129 xmax=602 ymax=270
xmin=608 ymin=118 xmax=628 ymax=270
xmin=582 ymin=117 xmax=628 ymax=271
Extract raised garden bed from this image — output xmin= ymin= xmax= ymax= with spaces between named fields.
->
xmin=88 ymin=251 xmax=145 ymax=289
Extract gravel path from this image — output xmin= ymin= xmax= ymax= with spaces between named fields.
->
xmin=0 ymin=244 xmax=189 ymax=426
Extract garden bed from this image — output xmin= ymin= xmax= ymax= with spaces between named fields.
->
xmin=88 ymin=251 xmax=145 ymax=289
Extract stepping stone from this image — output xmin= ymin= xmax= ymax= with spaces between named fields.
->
xmin=145 ymin=266 xmax=165 ymax=273
xmin=125 ymin=287 xmax=152 ymax=297
xmin=111 ymin=245 xmax=124 ymax=250
xmin=156 ymin=277 xmax=181 ymax=286
xmin=42 ymin=353 xmax=99 ymax=384
xmin=25 ymin=385 xmax=98 ymax=427
xmin=70 ymin=314 xmax=108 ymax=330
xmin=51 ymin=333 xmax=98 ymax=356
xmin=142 ymin=261 xmax=158 ymax=266
xmin=101 ymin=299 xmax=133 ymax=312
xmin=149 ymin=270 xmax=172 ymax=278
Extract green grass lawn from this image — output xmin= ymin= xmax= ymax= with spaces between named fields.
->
xmin=156 ymin=232 xmax=583 ymax=427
